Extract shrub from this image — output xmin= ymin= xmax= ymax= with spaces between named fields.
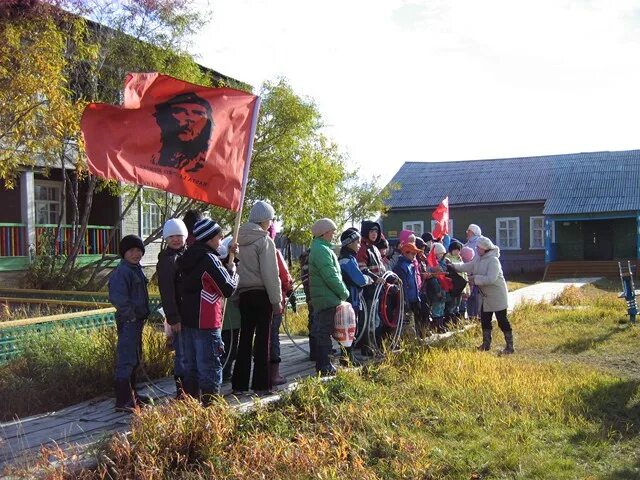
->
xmin=553 ymin=284 xmax=584 ymax=306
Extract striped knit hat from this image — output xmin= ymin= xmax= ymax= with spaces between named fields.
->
xmin=193 ymin=218 xmax=222 ymax=243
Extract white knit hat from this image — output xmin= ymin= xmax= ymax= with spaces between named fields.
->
xmin=248 ymin=200 xmax=275 ymax=223
xmin=217 ymin=236 xmax=234 ymax=258
xmin=311 ymin=218 xmax=337 ymax=237
xmin=467 ymin=224 xmax=482 ymax=236
xmin=432 ymin=242 xmax=446 ymax=255
xmin=162 ymin=218 xmax=188 ymax=239
xmin=476 ymin=236 xmax=497 ymax=251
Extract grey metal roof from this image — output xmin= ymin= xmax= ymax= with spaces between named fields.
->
xmin=385 ymin=150 xmax=640 ymax=215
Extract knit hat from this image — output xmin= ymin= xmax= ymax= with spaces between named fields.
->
xmin=340 ymin=228 xmax=361 ymax=247
xmin=119 ymin=234 xmax=145 ymax=258
xmin=377 ymin=238 xmax=389 ymax=250
xmin=193 ymin=217 xmax=222 ymax=243
xmin=312 ymin=218 xmax=337 ymax=237
xmin=248 ymin=201 xmax=275 ymax=224
xmin=401 ymin=242 xmax=421 ymax=255
xmin=183 ymin=210 xmax=204 ymax=234
xmin=476 ymin=236 xmax=497 ymax=251
xmin=421 ymin=232 xmax=434 ymax=243
xmin=162 ymin=218 xmax=188 ymax=239
xmin=460 ymin=246 xmax=475 ymax=263
xmin=467 ymin=224 xmax=482 ymax=236
xmin=217 ymin=236 xmax=234 ymax=258
xmin=432 ymin=242 xmax=446 ymax=255
xmin=415 ymin=237 xmax=426 ymax=251
xmin=448 ymin=240 xmax=463 ymax=253
xmin=398 ymin=229 xmax=415 ymax=245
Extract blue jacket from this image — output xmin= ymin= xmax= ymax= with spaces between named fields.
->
xmin=109 ymin=260 xmax=150 ymax=323
xmin=339 ymin=247 xmax=371 ymax=310
xmin=393 ymin=255 xmax=419 ymax=304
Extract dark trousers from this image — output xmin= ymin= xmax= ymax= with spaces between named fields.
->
xmin=271 ymin=313 xmax=283 ymax=363
xmin=480 ymin=309 xmax=512 ymax=332
xmin=232 ymin=290 xmax=272 ymax=391
xmin=115 ymin=319 xmax=144 ymax=381
xmin=311 ymin=306 xmax=336 ymax=371
xmin=182 ymin=327 xmax=224 ymax=394
xmin=221 ymin=328 xmax=240 ymax=380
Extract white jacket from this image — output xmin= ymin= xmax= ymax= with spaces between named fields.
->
xmin=237 ymin=222 xmax=282 ymax=305
xmin=454 ymin=247 xmax=508 ymax=312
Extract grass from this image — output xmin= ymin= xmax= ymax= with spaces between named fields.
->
xmin=0 ymin=325 xmax=173 ymax=421
xmin=0 ymin=302 xmax=86 ymax=321
xmin=10 ymin=281 xmax=640 ymax=479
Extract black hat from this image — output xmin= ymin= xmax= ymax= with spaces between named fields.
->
xmin=119 ymin=235 xmax=145 ymax=258
xmin=183 ymin=210 xmax=204 ymax=235
xmin=448 ymin=240 xmax=463 ymax=253
xmin=421 ymin=232 xmax=434 ymax=242
xmin=415 ymin=237 xmax=426 ymax=250
xmin=340 ymin=227 xmax=361 ymax=247
xmin=193 ymin=217 xmax=222 ymax=243
xmin=377 ymin=237 xmax=389 ymax=250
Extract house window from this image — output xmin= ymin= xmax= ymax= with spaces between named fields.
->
xmin=141 ymin=189 xmax=163 ymax=237
xmin=34 ymin=180 xmax=63 ymax=225
xmin=530 ymin=216 xmax=545 ymax=249
xmin=496 ymin=217 xmax=520 ymax=249
xmin=430 ymin=219 xmax=454 ymax=237
xmin=402 ymin=221 xmax=424 ymax=236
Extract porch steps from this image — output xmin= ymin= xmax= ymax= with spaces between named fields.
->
xmin=543 ymin=260 xmax=638 ymax=281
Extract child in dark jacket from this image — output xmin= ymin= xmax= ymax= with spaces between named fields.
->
xmin=393 ymin=242 xmax=424 ymax=338
xmin=339 ymin=228 xmax=372 ymax=365
xmin=156 ymin=218 xmax=188 ymax=398
xmin=109 ymin=235 xmax=150 ymax=412
xmin=177 ymin=218 xmax=238 ymax=405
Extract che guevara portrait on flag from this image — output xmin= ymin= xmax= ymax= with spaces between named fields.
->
xmin=152 ymin=92 xmax=214 ymax=173
xmin=81 ymin=73 xmax=260 ymax=211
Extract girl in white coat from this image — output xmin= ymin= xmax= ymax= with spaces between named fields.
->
xmin=453 ymin=236 xmax=514 ymax=354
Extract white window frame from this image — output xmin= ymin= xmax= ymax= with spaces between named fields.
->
xmin=430 ymin=219 xmax=454 ymax=237
xmin=402 ymin=221 xmax=424 ymax=236
xmin=140 ymin=188 xmax=164 ymax=238
xmin=529 ymin=216 xmax=545 ymax=250
xmin=496 ymin=217 xmax=520 ymax=250
xmin=34 ymin=179 xmax=64 ymax=225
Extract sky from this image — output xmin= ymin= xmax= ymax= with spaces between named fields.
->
xmin=192 ymin=0 xmax=640 ymax=185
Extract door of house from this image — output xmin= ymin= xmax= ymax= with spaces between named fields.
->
xmin=583 ymin=220 xmax=614 ymax=261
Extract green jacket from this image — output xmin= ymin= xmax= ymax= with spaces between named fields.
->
xmin=309 ymin=237 xmax=349 ymax=311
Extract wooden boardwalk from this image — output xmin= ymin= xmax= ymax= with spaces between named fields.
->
xmin=0 ymin=335 xmax=318 ymax=471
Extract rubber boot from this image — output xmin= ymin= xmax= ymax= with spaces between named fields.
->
xmin=114 ymin=379 xmax=137 ymax=412
xmin=316 ymin=344 xmax=336 ymax=376
xmin=130 ymin=371 xmax=151 ymax=406
xmin=501 ymin=331 xmax=515 ymax=355
xmin=270 ymin=362 xmax=287 ymax=386
xmin=478 ymin=329 xmax=492 ymax=351
xmin=201 ymin=387 xmax=220 ymax=407
xmin=182 ymin=377 xmax=200 ymax=400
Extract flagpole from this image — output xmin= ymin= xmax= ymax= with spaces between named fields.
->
xmin=228 ymin=96 xmax=261 ymax=264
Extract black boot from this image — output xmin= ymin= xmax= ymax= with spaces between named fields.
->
xmin=201 ymin=387 xmax=220 ymax=407
xmin=339 ymin=346 xmax=360 ymax=367
xmin=115 ymin=379 xmax=137 ymax=412
xmin=130 ymin=371 xmax=151 ymax=406
xmin=478 ymin=329 xmax=492 ymax=351
xmin=182 ymin=377 xmax=200 ymax=400
xmin=501 ymin=331 xmax=514 ymax=355
xmin=316 ymin=345 xmax=336 ymax=376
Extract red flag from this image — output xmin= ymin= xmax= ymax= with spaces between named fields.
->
xmin=81 ymin=73 xmax=260 ymax=211
xmin=427 ymin=245 xmax=438 ymax=268
xmin=431 ymin=196 xmax=449 ymax=239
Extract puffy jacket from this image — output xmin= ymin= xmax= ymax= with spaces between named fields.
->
xmin=156 ymin=246 xmax=185 ymax=325
xmin=454 ymin=247 xmax=508 ymax=312
xmin=109 ymin=260 xmax=150 ymax=323
xmin=339 ymin=247 xmax=372 ymax=310
xmin=237 ymin=222 xmax=282 ymax=305
xmin=393 ymin=255 xmax=419 ymax=304
xmin=178 ymin=242 xmax=238 ymax=329
xmin=309 ymin=236 xmax=349 ymax=311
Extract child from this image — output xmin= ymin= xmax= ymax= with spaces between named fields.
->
xmin=392 ymin=242 xmax=424 ymax=338
xmin=109 ymin=235 xmax=150 ymax=412
xmin=460 ymin=246 xmax=476 ymax=319
xmin=444 ymin=240 xmax=468 ymax=324
xmin=178 ymin=218 xmax=238 ymax=405
xmin=156 ymin=218 xmax=188 ymax=398
xmin=424 ymin=242 xmax=450 ymax=333
xmin=377 ymin=237 xmax=391 ymax=270
xmin=339 ymin=228 xmax=373 ymax=365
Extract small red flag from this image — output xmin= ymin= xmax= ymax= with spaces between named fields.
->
xmin=81 ymin=73 xmax=260 ymax=211
xmin=427 ymin=245 xmax=438 ymax=268
xmin=431 ymin=196 xmax=449 ymax=239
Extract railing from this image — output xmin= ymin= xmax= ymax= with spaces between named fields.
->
xmin=35 ymin=225 xmax=120 ymax=256
xmin=0 ymin=223 xmax=27 ymax=257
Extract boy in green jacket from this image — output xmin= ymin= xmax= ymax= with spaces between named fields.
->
xmin=309 ymin=218 xmax=349 ymax=375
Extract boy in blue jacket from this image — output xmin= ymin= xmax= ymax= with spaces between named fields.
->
xmin=338 ymin=228 xmax=372 ymax=365
xmin=393 ymin=242 xmax=423 ymax=338
xmin=109 ymin=235 xmax=150 ymax=412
